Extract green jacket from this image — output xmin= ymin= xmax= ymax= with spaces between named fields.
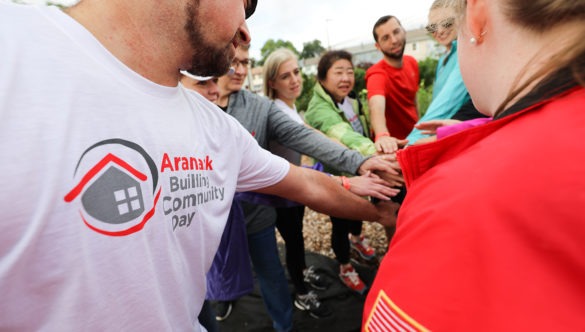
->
xmin=305 ymin=83 xmax=375 ymax=157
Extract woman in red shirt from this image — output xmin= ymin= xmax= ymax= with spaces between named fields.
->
xmin=363 ymin=0 xmax=585 ymax=331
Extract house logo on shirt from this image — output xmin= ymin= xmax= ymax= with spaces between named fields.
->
xmin=64 ymin=139 xmax=161 ymax=236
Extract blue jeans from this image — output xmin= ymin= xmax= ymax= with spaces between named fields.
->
xmin=248 ymin=226 xmax=293 ymax=332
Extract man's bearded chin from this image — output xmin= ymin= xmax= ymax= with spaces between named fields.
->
xmin=184 ymin=4 xmax=233 ymax=77
xmin=188 ymin=47 xmax=233 ymax=77
xmin=383 ymin=45 xmax=405 ymax=60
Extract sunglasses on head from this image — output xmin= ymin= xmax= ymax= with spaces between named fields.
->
xmin=425 ymin=17 xmax=455 ymax=34
xmin=245 ymin=0 xmax=257 ymax=19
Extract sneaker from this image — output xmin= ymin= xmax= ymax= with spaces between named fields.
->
xmin=214 ymin=301 xmax=233 ymax=321
xmin=303 ymin=266 xmax=330 ymax=290
xmin=294 ymin=291 xmax=332 ymax=318
xmin=349 ymin=234 xmax=376 ymax=261
xmin=339 ymin=265 xmax=367 ymax=294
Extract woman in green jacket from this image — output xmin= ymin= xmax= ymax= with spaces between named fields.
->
xmin=305 ymin=50 xmax=376 ymax=294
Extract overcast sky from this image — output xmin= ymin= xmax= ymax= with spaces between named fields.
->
xmin=20 ymin=0 xmax=434 ymax=59
xmin=246 ymin=0 xmax=434 ymax=59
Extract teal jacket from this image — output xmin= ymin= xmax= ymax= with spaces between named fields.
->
xmin=305 ymin=83 xmax=376 ymax=157
xmin=406 ymin=41 xmax=471 ymax=144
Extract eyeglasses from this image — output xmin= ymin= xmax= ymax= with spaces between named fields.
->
xmin=425 ymin=17 xmax=455 ymax=34
xmin=231 ymin=59 xmax=250 ymax=68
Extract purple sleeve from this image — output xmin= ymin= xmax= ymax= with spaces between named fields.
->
xmin=437 ymin=118 xmax=492 ymax=139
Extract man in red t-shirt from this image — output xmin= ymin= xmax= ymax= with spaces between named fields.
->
xmin=366 ymin=15 xmax=420 ymax=154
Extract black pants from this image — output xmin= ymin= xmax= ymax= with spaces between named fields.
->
xmin=330 ymin=217 xmax=362 ymax=265
xmin=275 ymin=205 xmax=309 ymax=295
xmin=198 ymin=300 xmax=218 ymax=332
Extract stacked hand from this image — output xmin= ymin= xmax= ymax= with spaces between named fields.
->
xmin=355 ymin=152 xmax=404 ymax=228
xmin=359 ymin=153 xmax=404 ymax=188
xmin=374 ymin=136 xmax=408 ymax=154
xmin=374 ymin=199 xmax=401 ymax=228
xmin=347 ymin=171 xmax=399 ymax=200
xmin=415 ymin=119 xmax=461 ymax=135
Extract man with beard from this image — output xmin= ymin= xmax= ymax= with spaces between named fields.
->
xmin=0 ymin=1 xmax=399 ymax=331
xmin=366 ymin=15 xmax=420 ymax=154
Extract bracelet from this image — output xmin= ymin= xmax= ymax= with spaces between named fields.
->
xmin=374 ymin=132 xmax=390 ymax=142
xmin=340 ymin=176 xmax=351 ymax=190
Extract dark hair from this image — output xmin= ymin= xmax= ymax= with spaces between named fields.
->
xmin=317 ymin=50 xmax=353 ymax=81
xmin=372 ymin=15 xmax=402 ymax=42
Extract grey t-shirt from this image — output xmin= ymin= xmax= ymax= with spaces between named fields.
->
xmin=225 ymin=89 xmax=365 ymax=234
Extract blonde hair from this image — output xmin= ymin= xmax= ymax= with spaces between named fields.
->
xmin=451 ymin=0 xmax=585 ymax=115
xmin=262 ymin=48 xmax=299 ymax=100
xmin=430 ymin=0 xmax=452 ymax=10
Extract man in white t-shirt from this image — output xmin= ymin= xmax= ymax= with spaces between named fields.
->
xmin=0 ymin=0 xmax=398 ymax=331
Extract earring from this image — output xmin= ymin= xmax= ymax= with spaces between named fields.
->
xmin=470 ymin=30 xmax=487 ymax=45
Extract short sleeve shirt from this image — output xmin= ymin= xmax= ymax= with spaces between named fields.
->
xmin=366 ymin=56 xmax=419 ymax=139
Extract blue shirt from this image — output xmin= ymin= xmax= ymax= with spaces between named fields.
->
xmin=407 ymin=40 xmax=470 ymax=145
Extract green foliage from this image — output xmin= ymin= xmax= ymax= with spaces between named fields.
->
xmin=258 ymin=39 xmax=299 ymax=66
xmin=300 ymin=40 xmax=326 ymax=60
xmin=11 ymin=0 xmax=66 ymax=8
xmin=295 ymin=72 xmax=316 ymax=113
xmin=416 ymin=84 xmax=434 ymax=118
xmin=416 ymin=58 xmax=438 ymax=117
xmin=353 ymin=67 xmax=367 ymax=96
xmin=47 ymin=2 xmax=66 ymax=8
xmin=418 ymin=57 xmax=439 ymax=89
xmin=416 ymin=57 xmax=438 ymax=118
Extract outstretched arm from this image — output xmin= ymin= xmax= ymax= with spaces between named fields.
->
xmin=337 ymin=171 xmax=399 ymax=200
xmin=255 ymin=164 xmax=399 ymax=227
xmin=369 ymin=95 xmax=408 ymax=154
xmin=415 ymin=119 xmax=462 ymax=135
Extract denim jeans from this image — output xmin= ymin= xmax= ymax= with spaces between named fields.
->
xmin=248 ymin=226 xmax=293 ymax=332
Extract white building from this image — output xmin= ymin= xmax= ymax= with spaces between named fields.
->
xmin=246 ymin=28 xmax=439 ymax=94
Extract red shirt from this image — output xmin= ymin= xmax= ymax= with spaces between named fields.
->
xmin=363 ymin=87 xmax=585 ymax=332
xmin=366 ymin=56 xmax=419 ymax=139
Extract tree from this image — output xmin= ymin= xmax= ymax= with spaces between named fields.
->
xmin=416 ymin=57 xmax=438 ymax=117
xmin=353 ymin=67 xmax=367 ymax=97
xmin=11 ymin=0 xmax=68 ymax=8
xmin=258 ymin=39 xmax=299 ymax=66
xmin=295 ymin=72 xmax=316 ymax=113
xmin=300 ymin=40 xmax=325 ymax=60
xmin=418 ymin=57 xmax=439 ymax=88
xmin=47 ymin=2 xmax=67 ymax=9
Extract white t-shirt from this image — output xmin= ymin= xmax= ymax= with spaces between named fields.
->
xmin=0 ymin=3 xmax=289 ymax=331
xmin=274 ymin=99 xmax=304 ymax=124
xmin=338 ymin=96 xmax=365 ymax=136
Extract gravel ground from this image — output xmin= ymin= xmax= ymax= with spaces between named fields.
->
xmin=283 ymin=156 xmax=392 ymax=259
xmin=275 ymin=207 xmax=391 ymax=259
